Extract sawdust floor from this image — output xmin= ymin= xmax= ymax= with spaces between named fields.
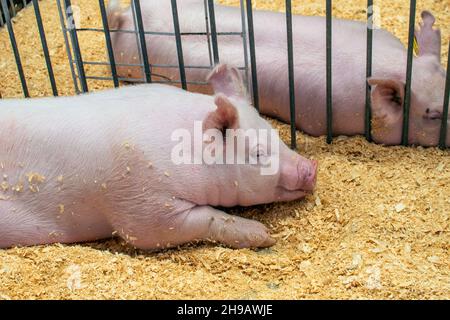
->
xmin=0 ymin=0 xmax=449 ymax=299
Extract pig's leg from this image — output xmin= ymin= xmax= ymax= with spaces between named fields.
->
xmin=120 ymin=205 xmax=276 ymax=250
xmin=180 ymin=206 xmax=276 ymax=249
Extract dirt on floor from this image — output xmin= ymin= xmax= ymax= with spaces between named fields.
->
xmin=0 ymin=0 xmax=449 ymax=299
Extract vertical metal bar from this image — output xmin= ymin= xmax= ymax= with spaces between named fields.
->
xmin=170 ymin=0 xmax=187 ymax=90
xmin=32 ymin=0 xmax=58 ymax=96
xmin=207 ymin=0 xmax=219 ymax=64
xmin=326 ymin=0 xmax=333 ymax=144
xmin=0 ymin=6 xmax=4 ymax=27
xmin=203 ymin=0 xmax=214 ymax=67
xmin=402 ymin=0 xmax=416 ymax=146
xmin=1 ymin=0 xmax=29 ymax=97
xmin=8 ymin=0 xmax=15 ymax=17
xmin=365 ymin=0 xmax=373 ymax=141
xmin=132 ymin=0 xmax=152 ymax=83
xmin=285 ymin=0 xmax=297 ymax=150
xmin=99 ymin=0 xmax=119 ymax=88
xmin=439 ymin=42 xmax=450 ymax=149
xmin=130 ymin=0 xmax=144 ymax=82
xmin=63 ymin=0 xmax=88 ymax=93
xmin=239 ymin=0 xmax=250 ymax=92
xmin=245 ymin=0 xmax=259 ymax=111
xmin=56 ymin=0 xmax=79 ymax=94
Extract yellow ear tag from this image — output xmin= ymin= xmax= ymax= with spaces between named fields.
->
xmin=413 ymin=36 xmax=419 ymax=56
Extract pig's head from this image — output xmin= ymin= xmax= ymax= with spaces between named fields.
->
xmin=203 ymin=64 xmax=317 ymax=206
xmin=368 ymin=11 xmax=449 ymax=147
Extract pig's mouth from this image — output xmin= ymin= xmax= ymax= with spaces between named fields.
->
xmin=275 ymin=187 xmax=310 ymax=202
xmin=275 ymin=160 xmax=317 ymax=202
xmin=296 ymin=160 xmax=318 ymax=192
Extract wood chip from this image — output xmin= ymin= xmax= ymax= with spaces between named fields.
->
xmin=0 ymin=0 xmax=448 ymax=300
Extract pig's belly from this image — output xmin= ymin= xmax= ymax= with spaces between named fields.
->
xmin=0 ymin=196 xmax=113 ymax=247
xmin=260 ymin=102 xmax=366 ymax=138
xmin=298 ymin=111 xmax=366 ymax=137
xmin=0 ymin=153 xmax=114 ymax=246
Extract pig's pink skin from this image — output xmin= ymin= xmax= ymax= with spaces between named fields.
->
xmin=0 ymin=66 xmax=317 ymax=249
xmin=108 ymin=1 xmax=449 ymax=147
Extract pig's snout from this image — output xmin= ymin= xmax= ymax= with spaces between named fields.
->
xmin=301 ymin=159 xmax=318 ymax=192
xmin=280 ymin=159 xmax=318 ymax=193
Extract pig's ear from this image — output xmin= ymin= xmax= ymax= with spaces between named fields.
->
xmin=207 ymin=64 xmax=247 ymax=99
xmin=368 ymin=78 xmax=405 ymax=125
xmin=415 ymin=11 xmax=441 ymax=62
xmin=203 ymin=94 xmax=240 ymax=132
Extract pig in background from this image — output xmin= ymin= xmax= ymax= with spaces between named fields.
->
xmin=0 ymin=64 xmax=317 ymax=249
xmin=107 ymin=0 xmax=449 ymax=147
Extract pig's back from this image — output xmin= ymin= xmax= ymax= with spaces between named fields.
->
xmin=111 ymin=1 xmax=408 ymax=136
xmin=0 ymin=84 xmax=215 ymax=171
xmin=0 ymin=84 xmax=214 ymax=182
xmin=0 ymin=84 xmax=212 ymax=121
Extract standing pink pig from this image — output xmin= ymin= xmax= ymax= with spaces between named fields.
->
xmin=107 ymin=0 xmax=449 ymax=147
xmin=0 ymin=64 xmax=317 ymax=249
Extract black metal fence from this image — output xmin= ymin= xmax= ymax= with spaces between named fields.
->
xmin=0 ymin=0 xmax=449 ymax=149
xmin=0 ymin=0 xmax=31 ymax=27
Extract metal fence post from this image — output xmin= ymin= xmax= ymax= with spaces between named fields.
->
xmin=245 ymin=0 xmax=259 ymax=111
xmin=170 ymin=0 xmax=187 ymax=90
xmin=401 ymin=0 xmax=417 ymax=146
xmin=365 ymin=0 xmax=373 ymax=141
xmin=285 ymin=0 xmax=297 ymax=150
xmin=99 ymin=0 xmax=119 ymax=88
xmin=56 ymin=0 xmax=79 ymax=94
xmin=132 ymin=0 xmax=152 ymax=83
xmin=0 ymin=5 xmax=4 ymax=27
xmin=32 ymin=0 xmax=58 ymax=96
xmin=63 ymin=0 xmax=88 ymax=93
xmin=1 ymin=0 xmax=29 ymax=97
xmin=439 ymin=42 xmax=450 ymax=149
xmin=326 ymin=0 xmax=333 ymax=144
xmin=239 ymin=0 xmax=250 ymax=92
xmin=207 ymin=0 xmax=219 ymax=64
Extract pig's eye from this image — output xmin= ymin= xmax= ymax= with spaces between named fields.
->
xmin=391 ymin=95 xmax=402 ymax=105
xmin=423 ymin=109 xmax=443 ymax=121
xmin=254 ymin=146 xmax=266 ymax=160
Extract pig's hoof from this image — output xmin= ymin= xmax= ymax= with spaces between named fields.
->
xmin=224 ymin=220 xmax=276 ymax=249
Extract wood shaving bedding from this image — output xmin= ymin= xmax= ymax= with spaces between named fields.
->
xmin=0 ymin=0 xmax=448 ymax=299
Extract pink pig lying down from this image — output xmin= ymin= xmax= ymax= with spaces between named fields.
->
xmin=0 ymin=65 xmax=317 ymax=249
xmin=107 ymin=1 xmax=449 ymax=147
